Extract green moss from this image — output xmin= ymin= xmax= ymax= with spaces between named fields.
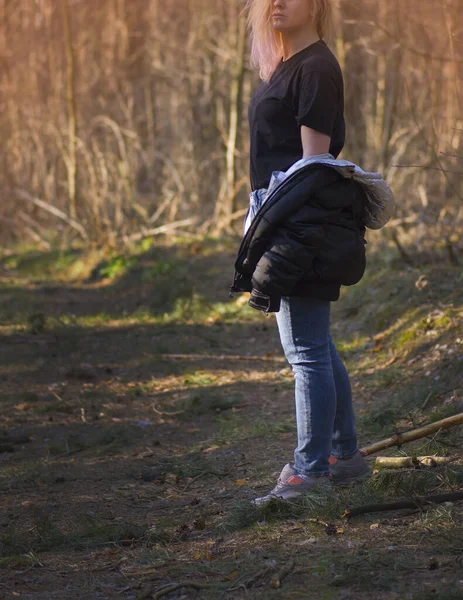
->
xmin=183 ymin=371 xmax=217 ymax=387
xmin=336 ymin=336 xmax=369 ymax=354
xmin=98 ymin=255 xmax=138 ymax=280
xmin=433 ymin=315 xmax=452 ymax=329
xmin=397 ymin=328 xmax=419 ymax=345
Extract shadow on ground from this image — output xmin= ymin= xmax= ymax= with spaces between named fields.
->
xmin=0 ymin=240 xmax=462 ymax=599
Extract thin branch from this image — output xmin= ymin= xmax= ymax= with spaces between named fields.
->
xmin=355 ymin=19 xmax=463 ymax=64
xmin=123 ymin=219 xmax=196 ymax=242
xmin=17 ymin=212 xmax=52 ymax=250
xmin=391 ymin=165 xmax=463 ymax=175
xmin=15 ymin=188 xmax=88 ymax=239
xmin=361 ymin=413 xmax=463 ymax=456
xmin=386 ymin=214 xmax=419 ymax=228
xmin=440 ymin=152 xmax=463 ymax=159
xmin=151 ymin=404 xmax=185 ymax=417
xmin=227 ymin=567 xmax=275 ymax=592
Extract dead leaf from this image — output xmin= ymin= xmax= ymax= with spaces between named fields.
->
xmin=165 ymin=473 xmax=180 ymax=484
xmin=384 ymin=355 xmax=398 ymax=367
xmin=194 ymin=551 xmax=214 ymax=561
xmin=415 ymin=275 xmax=429 ymax=290
xmin=235 ymin=479 xmax=247 ymax=486
xmin=370 ymin=523 xmax=380 ymax=530
xmin=203 ymin=444 xmax=221 ymax=453
xmin=295 ymin=537 xmax=317 ymax=546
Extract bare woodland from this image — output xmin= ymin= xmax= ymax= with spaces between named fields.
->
xmin=0 ymin=0 xmax=462 ymax=259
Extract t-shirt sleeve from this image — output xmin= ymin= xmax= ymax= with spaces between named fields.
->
xmin=295 ymin=70 xmax=339 ymax=137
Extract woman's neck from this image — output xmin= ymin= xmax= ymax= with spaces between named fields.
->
xmin=281 ymin=30 xmax=320 ymax=62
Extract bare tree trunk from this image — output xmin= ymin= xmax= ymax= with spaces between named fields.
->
xmin=62 ymin=0 xmax=78 ymax=220
xmin=215 ymin=6 xmax=247 ymax=228
xmin=225 ymin=10 xmax=247 ymax=218
xmin=0 ymin=0 xmax=461 ymax=247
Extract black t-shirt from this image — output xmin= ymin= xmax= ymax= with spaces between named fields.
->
xmin=248 ymin=39 xmax=345 ymax=191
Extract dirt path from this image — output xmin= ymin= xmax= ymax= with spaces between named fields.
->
xmin=0 ymin=241 xmax=462 ymax=599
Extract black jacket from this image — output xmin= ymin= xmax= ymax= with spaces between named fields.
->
xmin=230 ymin=164 xmax=367 ymax=313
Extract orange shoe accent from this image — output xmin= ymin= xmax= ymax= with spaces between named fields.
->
xmin=329 ymin=456 xmax=338 ymax=465
xmin=287 ymin=475 xmax=305 ymax=485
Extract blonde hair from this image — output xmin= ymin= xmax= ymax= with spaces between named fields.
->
xmin=244 ymin=0 xmax=334 ymax=81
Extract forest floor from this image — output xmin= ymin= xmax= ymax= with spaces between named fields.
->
xmin=0 ymin=237 xmax=462 ymax=600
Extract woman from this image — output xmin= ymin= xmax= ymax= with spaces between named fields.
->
xmin=242 ymin=0 xmax=373 ymax=506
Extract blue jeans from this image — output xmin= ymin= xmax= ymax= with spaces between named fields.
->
xmin=275 ymin=295 xmax=359 ymax=476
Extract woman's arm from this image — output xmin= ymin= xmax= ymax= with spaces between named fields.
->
xmin=300 ymin=125 xmax=331 ymax=158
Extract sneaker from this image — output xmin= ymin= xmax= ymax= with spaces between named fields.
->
xmin=252 ymin=463 xmax=330 ymax=507
xmin=329 ymin=451 xmax=372 ymax=486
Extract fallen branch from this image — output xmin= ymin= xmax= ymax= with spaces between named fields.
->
xmin=429 ymin=385 xmax=462 ymax=403
xmin=374 ymin=456 xmax=457 ymax=469
xmin=271 ymin=559 xmax=296 ymax=589
xmin=15 ymin=188 xmax=88 ymax=240
xmin=361 ymin=413 xmax=463 ymax=456
xmin=151 ymin=404 xmax=185 ymax=417
xmin=181 ymin=469 xmax=229 ymax=491
xmin=123 ymin=219 xmax=196 ymax=242
xmin=343 ymin=491 xmax=463 ymax=518
xmin=21 ymin=224 xmax=52 ymax=250
xmin=182 ymin=457 xmax=248 ymax=491
xmin=227 ymin=565 xmax=274 ymax=592
xmin=144 ymin=582 xmax=215 ymax=599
